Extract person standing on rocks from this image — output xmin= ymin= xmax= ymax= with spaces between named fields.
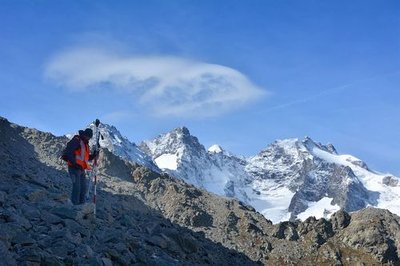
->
xmin=62 ymin=128 xmax=98 ymax=205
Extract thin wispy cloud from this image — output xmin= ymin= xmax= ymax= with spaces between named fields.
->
xmin=264 ymin=84 xmax=351 ymax=113
xmin=44 ymin=48 xmax=266 ymax=117
xmin=263 ymin=70 xmax=400 ymax=114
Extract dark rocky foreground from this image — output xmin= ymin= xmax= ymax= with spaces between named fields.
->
xmin=1 ymin=116 xmax=400 ymax=265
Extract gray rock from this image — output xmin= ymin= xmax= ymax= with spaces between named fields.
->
xmin=158 ymin=233 xmax=184 ymax=256
xmin=382 ymin=176 xmax=399 ymax=187
xmin=338 ymin=208 xmax=400 ymax=263
xmin=21 ymin=204 xmax=41 ymax=220
xmin=145 ymin=222 xmax=161 ymax=235
xmin=165 ymin=232 xmax=198 ymax=253
xmin=75 ymin=202 xmax=95 ymax=216
xmin=41 ymin=255 xmax=64 ymax=266
xmin=12 ymin=232 xmax=35 ymax=246
xmin=331 ymin=209 xmax=351 ymax=231
xmin=104 ymin=248 xmax=132 ymax=265
xmin=16 ymin=246 xmax=43 ymax=264
xmin=1 ymin=208 xmax=32 ymax=229
xmin=0 ymin=223 xmax=21 ymax=242
xmin=0 ymin=191 xmax=6 ymax=206
xmin=51 ymin=206 xmax=78 ymax=220
xmin=46 ymin=239 xmax=75 ymax=257
xmin=113 ymin=242 xmax=127 ymax=253
xmin=74 ymin=244 xmax=94 ymax=259
xmin=146 ymin=235 xmax=169 ymax=249
xmin=191 ymin=210 xmax=213 ymax=227
xmin=101 ymin=257 xmax=113 ymax=266
xmin=273 ymin=222 xmax=299 ymax=241
xmin=96 ymin=230 xmax=121 ymax=244
xmin=0 ymin=240 xmax=16 ymax=265
xmin=49 ymin=192 xmax=70 ymax=203
xmin=41 ymin=210 xmax=63 ymax=224
xmin=63 ymin=218 xmax=90 ymax=237
xmin=26 ymin=188 xmax=47 ymax=202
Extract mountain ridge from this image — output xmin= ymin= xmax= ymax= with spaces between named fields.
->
xmin=4 ymin=116 xmax=400 ymax=223
xmin=139 ymin=125 xmax=400 ymax=223
xmin=1 ymin=115 xmax=400 ymax=265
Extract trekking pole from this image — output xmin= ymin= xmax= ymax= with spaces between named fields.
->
xmin=93 ymin=118 xmax=101 ymax=217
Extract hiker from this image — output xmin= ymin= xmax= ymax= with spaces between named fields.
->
xmin=62 ymin=128 xmax=98 ymax=205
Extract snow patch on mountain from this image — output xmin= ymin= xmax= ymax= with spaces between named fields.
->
xmin=155 ymin=153 xmax=178 ymax=170
xmin=208 ymin=144 xmax=223 ymax=154
xmin=297 ymin=197 xmax=341 ymax=221
xmin=244 ymin=179 xmax=294 ymax=223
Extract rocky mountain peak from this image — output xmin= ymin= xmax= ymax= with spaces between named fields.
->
xmin=301 ymin=137 xmax=338 ymax=155
xmin=85 ymin=122 xmax=158 ymax=171
xmin=170 ymin=126 xmax=201 ymax=147
xmin=208 ymin=144 xmax=224 ymax=154
xmin=302 ymin=136 xmax=318 ymax=149
xmin=173 ymin=126 xmax=190 ymax=136
xmin=0 ymin=116 xmax=8 ymax=123
xmin=323 ymin=143 xmax=338 ymax=154
xmin=140 ymin=126 xmax=205 ymax=159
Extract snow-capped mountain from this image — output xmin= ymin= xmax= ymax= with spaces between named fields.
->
xmin=139 ymin=127 xmax=250 ymax=198
xmin=73 ymin=122 xmax=399 ymax=224
xmin=245 ymin=137 xmax=378 ymax=222
xmin=139 ymin=127 xmax=400 ymax=224
xmin=68 ymin=123 xmax=158 ymax=171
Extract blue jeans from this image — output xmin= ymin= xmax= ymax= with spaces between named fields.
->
xmin=68 ymin=167 xmax=87 ymax=205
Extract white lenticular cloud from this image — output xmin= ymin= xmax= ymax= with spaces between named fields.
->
xmin=45 ymin=48 xmax=266 ymax=117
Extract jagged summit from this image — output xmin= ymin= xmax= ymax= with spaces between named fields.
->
xmin=260 ymin=137 xmax=337 ymax=158
xmin=139 ymin=126 xmax=223 ymax=191
xmin=208 ymin=144 xmax=223 ymax=154
xmin=301 ymin=136 xmax=339 ymax=155
xmin=139 ymin=126 xmax=205 ymax=158
xmin=173 ymin=126 xmax=191 ymax=136
xmin=139 ymin=127 xmax=252 ymax=200
xmin=85 ymin=122 xmax=158 ymax=171
xmin=323 ymin=143 xmax=338 ymax=154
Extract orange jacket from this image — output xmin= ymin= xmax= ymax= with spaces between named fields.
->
xmin=65 ymin=136 xmax=91 ymax=170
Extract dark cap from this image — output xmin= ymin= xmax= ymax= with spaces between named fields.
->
xmin=79 ymin=128 xmax=93 ymax=139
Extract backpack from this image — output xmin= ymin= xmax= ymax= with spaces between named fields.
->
xmin=61 ymin=135 xmax=80 ymax=162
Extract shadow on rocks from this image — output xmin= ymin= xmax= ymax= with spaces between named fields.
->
xmin=0 ymin=117 xmax=260 ymax=265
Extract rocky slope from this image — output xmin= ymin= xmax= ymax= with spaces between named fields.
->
xmin=0 ymin=117 xmax=257 ymax=265
xmin=1 ymin=116 xmax=400 ymax=265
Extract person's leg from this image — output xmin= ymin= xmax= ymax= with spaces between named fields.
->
xmin=79 ymin=171 xmax=87 ymax=204
xmin=68 ymin=168 xmax=80 ymax=205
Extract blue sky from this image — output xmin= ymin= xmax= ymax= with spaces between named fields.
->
xmin=1 ymin=1 xmax=399 ymax=174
